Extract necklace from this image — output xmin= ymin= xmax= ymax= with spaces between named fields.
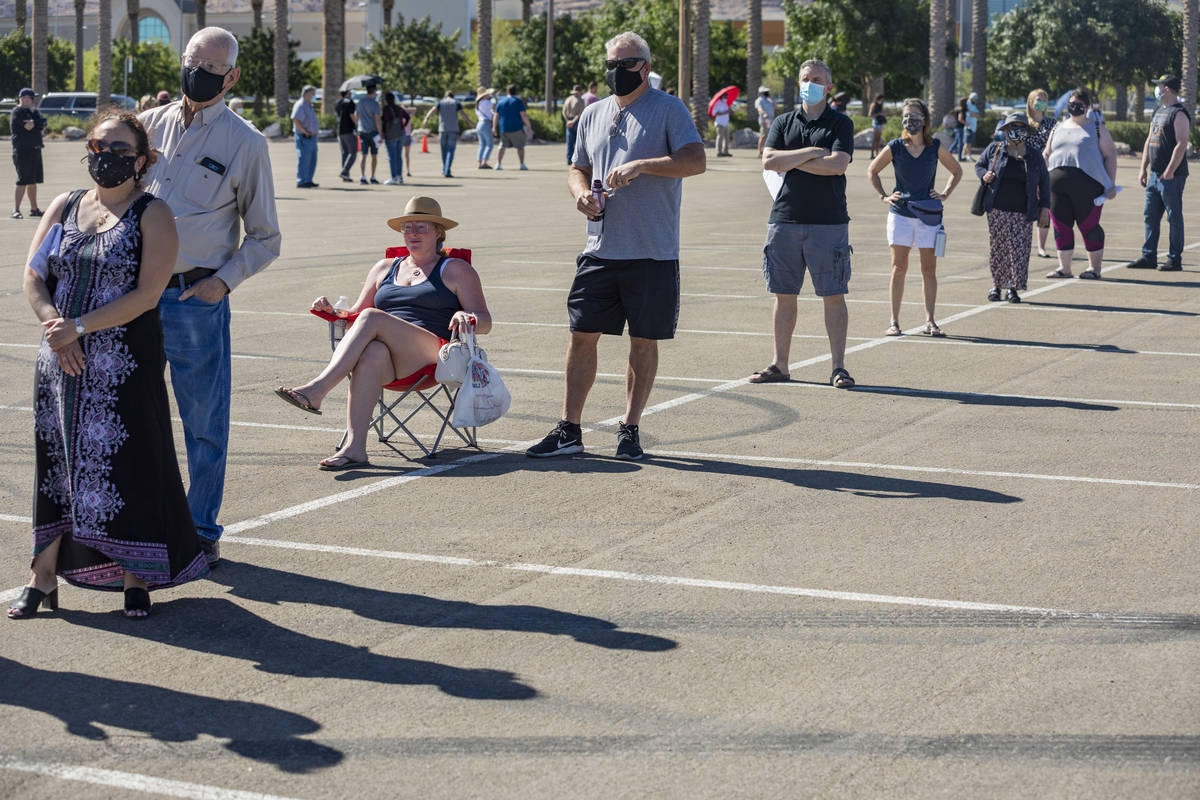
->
xmin=92 ymin=189 xmax=133 ymax=229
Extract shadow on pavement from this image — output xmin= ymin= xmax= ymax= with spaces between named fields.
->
xmin=61 ymin=598 xmax=537 ymax=701
xmin=1023 ymin=300 xmax=1197 ymax=316
xmin=1101 ymin=276 xmax=1200 ymax=289
xmin=945 ymin=335 xmax=1138 ymax=354
xmin=210 ymin=561 xmax=677 ymax=652
xmin=0 ymin=655 xmax=343 ymax=773
xmin=849 ymin=384 xmax=1118 ymax=411
xmin=638 ymin=455 xmax=1021 ymax=503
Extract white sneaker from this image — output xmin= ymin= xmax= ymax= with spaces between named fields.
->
xmin=383 ymin=177 xmax=399 ymax=185
xmin=495 ymin=164 xmax=503 ymax=171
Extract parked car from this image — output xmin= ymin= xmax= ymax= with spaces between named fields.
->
xmin=38 ymin=92 xmax=137 ymax=119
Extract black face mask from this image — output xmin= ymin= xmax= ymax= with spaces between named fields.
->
xmin=1067 ymin=101 xmax=1087 ymax=117
xmin=181 ymin=65 xmax=228 ymax=103
xmin=605 ymin=66 xmax=644 ymax=97
xmin=87 ymin=151 xmax=138 ymax=188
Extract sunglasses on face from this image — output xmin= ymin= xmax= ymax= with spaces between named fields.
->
xmin=402 ymin=222 xmax=433 ymax=235
xmin=86 ymin=139 xmax=137 ymax=157
xmin=182 ymin=55 xmax=233 ymax=75
xmin=604 ymin=57 xmax=645 ymax=71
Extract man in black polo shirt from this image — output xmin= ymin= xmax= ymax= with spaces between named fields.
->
xmin=749 ymin=58 xmax=856 ymax=388
xmin=1130 ymin=74 xmax=1192 ymax=271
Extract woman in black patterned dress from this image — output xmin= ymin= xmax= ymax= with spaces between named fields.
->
xmin=11 ymin=111 xmax=207 ymax=620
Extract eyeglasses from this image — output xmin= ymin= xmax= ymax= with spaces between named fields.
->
xmin=182 ymin=55 xmax=233 ymax=75
xmin=401 ymin=222 xmax=434 ymax=235
xmin=86 ymin=138 xmax=137 ymax=157
xmin=604 ymin=57 xmax=645 ymax=71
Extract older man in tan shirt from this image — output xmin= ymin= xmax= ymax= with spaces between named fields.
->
xmin=562 ymin=84 xmax=586 ymax=165
xmin=139 ymin=27 xmax=281 ymax=565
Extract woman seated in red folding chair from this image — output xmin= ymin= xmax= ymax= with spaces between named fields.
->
xmin=275 ymin=196 xmax=491 ymax=470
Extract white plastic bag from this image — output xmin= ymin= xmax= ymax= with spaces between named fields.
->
xmin=452 ymin=341 xmax=510 ymax=428
xmin=436 ymin=325 xmax=485 ymax=388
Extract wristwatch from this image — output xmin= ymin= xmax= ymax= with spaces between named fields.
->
xmin=74 ymin=317 xmax=84 ymax=336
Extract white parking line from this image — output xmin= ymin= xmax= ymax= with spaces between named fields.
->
xmin=0 ymin=757 xmax=302 ymax=800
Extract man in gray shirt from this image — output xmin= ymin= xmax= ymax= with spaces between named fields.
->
xmin=354 ymin=85 xmax=382 ymax=184
xmin=422 ymin=90 xmax=472 ymax=178
xmin=526 ymin=30 xmax=705 ymax=461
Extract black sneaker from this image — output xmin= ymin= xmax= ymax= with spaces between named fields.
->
xmin=987 ymin=287 xmax=1001 ymax=302
xmin=1127 ymin=254 xmax=1157 ymax=269
xmin=614 ymin=421 xmax=643 ymax=460
xmin=1006 ymin=288 xmax=1021 ymax=303
xmin=1159 ymin=257 xmax=1182 ymax=271
xmin=525 ymin=420 xmax=584 ymax=457
xmin=198 ymin=537 xmax=220 ymax=567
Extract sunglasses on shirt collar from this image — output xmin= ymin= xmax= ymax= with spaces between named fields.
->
xmin=604 ymin=57 xmax=646 ymax=71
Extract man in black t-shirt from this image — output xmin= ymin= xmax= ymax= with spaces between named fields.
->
xmin=1131 ymin=74 xmax=1192 ymax=271
xmin=10 ymin=88 xmax=47 ymax=218
xmin=749 ymin=59 xmax=857 ymax=389
xmin=335 ymin=90 xmax=358 ymax=182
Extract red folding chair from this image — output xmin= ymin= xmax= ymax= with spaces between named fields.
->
xmin=310 ymin=246 xmax=477 ymax=458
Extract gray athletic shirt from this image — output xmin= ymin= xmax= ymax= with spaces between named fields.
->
xmin=573 ymin=89 xmax=702 ymax=260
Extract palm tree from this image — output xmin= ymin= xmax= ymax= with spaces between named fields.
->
xmin=252 ymin=0 xmax=264 ymax=30
xmin=1184 ymin=0 xmax=1198 ymax=115
xmin=15 ymin=0 xmax=27 ymax=33
xmin=544 ymin=0 xmax=555 ymax=114
xmin=98 ymin=0 xmax=112 ymax=106
xmin=127 ymin=0 xmax=140 ymax=47
xmin=522 ymin=0 xmax=531 ymax=24
xmin=274 ymin=0 xmax=289 ymax=120
xmin=678 ymin=0 xmax=690 ymax=109
xmin=383 ymin=0 xmax=394 ymax=27
xmin=477 ymin=0 xmax=493 ymax=88
xmin=197 ymin=0 xmax=207 ymax=29
xmin=322 ymin=0 xmax=345 ymax=116
xmin=928 ymin=0 xmax=948 ymax=120
xmin=691 ymin=0 xmax=710 ymax=134
xmin=74 ymin=0 xmax=85 ymax=90
xmin=32 ymin=0 xmax=47 ymax=95
xmin=970 ymin=0 xmax=986 ymax=111
xmin=747 ymin=0 xmax=762 ymax=100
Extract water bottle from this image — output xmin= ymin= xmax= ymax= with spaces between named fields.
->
xmin=591 ymin=179 xmax=605 ymax=220
xmin=934 ymin=227 xmax=947 ymax=257
xmin=332 ymin=295 xmax=349 ymax=341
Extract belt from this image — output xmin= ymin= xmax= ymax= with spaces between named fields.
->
xmin=174 ymin=267 xmax=216 ymax=290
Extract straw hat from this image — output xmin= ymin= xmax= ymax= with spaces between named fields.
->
xmin=386 ymin=196 xmax=459 ymax=232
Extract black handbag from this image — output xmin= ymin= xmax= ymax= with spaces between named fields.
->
xmin=970 ymin=146 xmax=1000 ymax=216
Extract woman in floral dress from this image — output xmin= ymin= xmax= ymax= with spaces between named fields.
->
xmin=11 ymin=111 xmax=207 ymax=620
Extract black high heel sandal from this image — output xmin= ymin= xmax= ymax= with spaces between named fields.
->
xmin=7 ymin=586 xmax=59 ymax=619
xmin=123 ymin=587 xmax=152 ymax=619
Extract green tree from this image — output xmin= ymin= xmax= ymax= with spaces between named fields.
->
xmin=0 ymin=30 xmax=73 ymax=97
xmin=358 ymin=15 xmax=467 ymax=98
xmin=586 ymin=0 xmax=680 ymax=88
xmin=238 ymin=26 xmax=320 ymax=103
xmin=707 ymin=20 xmax=746 ymax=94
xmin=778 ymin=0 xmax=929 ymax=106
xmin=990 ymin=0 xmax=1178 ymax=97
xmin=495 ymin=12 xmax=593 ymax=99
xmin=110 ymin=39 xmax=179 ymax=100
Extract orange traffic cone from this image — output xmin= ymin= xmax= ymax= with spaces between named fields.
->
xmin=421 ymin=134 xmax=429 ymax=153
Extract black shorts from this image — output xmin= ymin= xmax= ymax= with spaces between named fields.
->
xmin=13 ymin=148 xmax=43 ymax=185
xmin=358 ymin=133 xmax=379 ymax=155
xmin=567 ymin=254 xmax=679 ymax=340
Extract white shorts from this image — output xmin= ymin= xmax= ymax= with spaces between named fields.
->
xmin=887 ymin=212 xmax=939 ymax=249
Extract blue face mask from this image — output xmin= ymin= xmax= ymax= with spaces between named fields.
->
xmin=798 ymin=81 xmax=826 ymax=105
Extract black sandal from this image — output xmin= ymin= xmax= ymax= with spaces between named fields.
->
xmin=123 ymin=587 xmax=152 ymax=619
xmin=7 ymin=586 xmax=58 ymax=619
xmin=748 ymin=364 xmax=789 ymax=383
xmin=830 ymin=368 xmax=855 ymax=389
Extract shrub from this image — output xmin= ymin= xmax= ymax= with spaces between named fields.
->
xmin=527 ymin=108 xmax=563 ymax=141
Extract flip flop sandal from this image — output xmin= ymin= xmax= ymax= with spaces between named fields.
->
xmin=318 ymin=456 xmax=372 ymax=471
xmin=830 ymin=368 xmax=855 ymax=389
xmin=885 ymin=322 xmax=902 ymax=336
xmin=748 ymin=365 xmax=790 ymax=383
xmin=275 ymin=387 xmax=322 ymax=414
xmin=1046 ymin=269 xmax=1073 ymax=278
xmin=1078 ymin=270 xmax=1100 ymax=280
xmin=922 ymin=322 xmax=946 ymax=337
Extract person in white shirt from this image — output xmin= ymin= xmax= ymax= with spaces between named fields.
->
xmin=474 ymin=87 xmax=496 ymax=169
xmin=754 ymin=86 xmax=774 ymax=157
xmin=712 ymin=95 xmax=732 ymax=157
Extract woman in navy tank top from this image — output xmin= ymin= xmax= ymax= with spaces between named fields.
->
xmin=275 ymin=197 xmax=492 ymax=470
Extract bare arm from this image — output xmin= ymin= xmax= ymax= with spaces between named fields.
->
xmin=762 ymin=145 xmax=825 ymax=172
xmin=865 ymin=147 xmax=895 ymax=202
xmin=1162 ymin=113 xmax=1191 ymax=179
xmin=934 ymin=144 xmax=964 ymax=198
xmin=795 ymin=150 xmax=851 ymax=176
xmin=568 ymin=163 xmax=602 ymax=217
xmin=442 ymin=259 xmax=493 ymax=334
xmin=520 ymin=111 xmax=532 ymax=130
xmin=1097 ymin=125 xmax=1118 ymax=188
xmin=604 ymin=142 xmax=706 ymax=190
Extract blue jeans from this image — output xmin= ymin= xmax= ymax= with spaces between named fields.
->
xmin=159 ymin=287 xmax=231 ymax=541
xmin=1142 ymin=171 xmax=1187 ymax=260
xmin=294 ymin=133 xmax=317 ymax=184
xmin=952 ymin=127 xmax=965 ymax=158
xmin=439 ymin=132 xmax=457 ymax=175
xmin=566 ymin=123 xmax=577 ymax=165
xmin=475 ymin=119 xmax=494 ymax=163
xmin=384 ymin=137 xmax=403 ymax=179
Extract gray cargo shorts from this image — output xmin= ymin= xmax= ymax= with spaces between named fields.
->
xmin=762 ymin=222 xmax=852 ymax=296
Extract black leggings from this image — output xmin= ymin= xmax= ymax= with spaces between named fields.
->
xmin=1049 ymin=167 xmax=1105 ymax=252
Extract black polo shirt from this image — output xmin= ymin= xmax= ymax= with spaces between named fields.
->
xmin=766 ymin=105 xmax=855 ymax=225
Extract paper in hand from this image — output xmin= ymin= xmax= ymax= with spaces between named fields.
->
xmin=28 ymin=222 xmax=62 ymax=281
xmin=762 ymin=170 xmax=785 ymax=199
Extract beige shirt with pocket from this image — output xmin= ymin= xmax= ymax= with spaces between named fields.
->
xmin=139 ymin=100 xmax=281 ymax=291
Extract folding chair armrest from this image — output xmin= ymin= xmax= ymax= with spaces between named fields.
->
xmin=310 ymin=308 xmax=363 ymax=324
